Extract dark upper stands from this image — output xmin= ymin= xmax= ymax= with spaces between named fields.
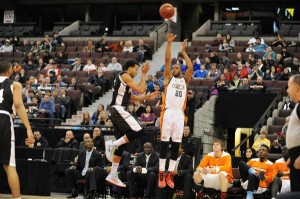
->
xmin=112 ymin=21 xmax=162 ymax=36
xmin=0 ymin=23 xmax=36 ymax=37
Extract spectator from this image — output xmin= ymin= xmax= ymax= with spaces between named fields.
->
xmin=253 ymin=37 xmax=268 ymax=53
xmin=28 ymin=130 xmax=49 ymax=148
xmin=242 ymin=147 xmax=257 ymax=163
xmin=181 ymin=126 xmax=195 ymax=157
xmin=216 ymin=74 xmax=230 ymax=92
xmin=65 ymin=138 xmax=102 ymax=198
xmin=281 ymin=47 xmax=293 ymax=63
xmin=37 ymin=78 xmax=51 ymax=94
xmin=157 ymin=144 xmax=193 ymax=199
xmin=263 ymin=46 xmax=276 ymax=60
xmin=17 ymin=39 xmax=31 ymax=53
xmin=209 ymin=51 xmax=220 ymax=64
xmin=272 ymin=34 xmax=287 ymax=47
xmin=79 ymin=133 xmax=91 ymax=152
xmin=23 ymin=83 xmax=32 ymax=99
xmin=0 ymin=39 xmax=13 ymax=52
xmin=134 ymin=101 xmax=146 ymax=118
xmin=46 ymin=60 xmax=61 ymax=76
xmin=193 ymin=65 xmax=207 ymax=79
xmin=42 ymin=40 xmax=52 ymax=52
xmin=231 ymin=63 xmax=248 ymax=79
xmin=67 ymin=77 xmax=79 ymax=91
xmin=250 ymin=76 xmax=265 ymax=92
xmin=95 ymin=38 xmax=108 ymax=52
xmin=26 ymin=95 xmax=40 ymax=118
xmin=193 ymin=139 xmax=233 ymax=199
xmin=92 ymin=127 xmax=105 ymax=152
xmin=278 ymin=68 xmax=291 ymax=81
xmin=127 ymin=104 xmax=138 ymax=119
xmin=127 ymin=142 xmax=159 ymax=199
xmin=107 ymin=40 xmax=123 ymax=52
xmin=51 ymin=31 xmax=65 ymax=47
xmin=207 ymin=62 xmax=221 ymax=79
xmin=83 ymin=59 xmax=96 ymax=72
xmin=92 ymin=69 xmax=106 ymax=98
xmin=133 ymin=38 xmax=150 ymax=63
xmin=252 ymin=128 xmax=271 ymax=151
xmin=225 ymin=33 xmax=235 ymax=49
xmin=91 ymin=104 xmax=105 ymax=125
xmin=264 ymin=66 xmax=278 ymax=81
xmin=31 ymin=40 xmax=43 ymax=53
xmin=211 ymin=33 xmax=223 ymax=47
xmin=192 ymin=54 xmax=201 ymax=71
xmin=105 ymin=118 xmax=113 ymax=129
xmin=42 ymin=51 xmax=53 ymax=64
xmin=106 ymin=57 xmax=122 ymax=71
xmin=56 ymin=88 xmax=70 ymax=120
xmin=82 ymin=40 xmax=95 ymax=53
xmin=248 ymin=64 xmax=264 ymax=80
xmin=246 ymin=43 xmax=256 ymax=53
xmin=147 ymin=75 xmax=163 ymax=93
xmin=238 ymin=144 xmax=274 ymax=199
xmin=97 ymin=111 xmax=108 ymax=126
xmin=72 ymin=58 xmax=83 ymax=71
xmin=203 ymin=57 xmax=211 ymax=69
xmin=56 ymin=130 xmax=78 ymax=149
xmin=37 ymin=58 xmax=46 ymax=70
xmin=55 ymin=51 xmax=68 ymax=64
xmin=230 ymin=74 xmax=241 ymax=88
xmin=98 ymin=63 xmax=107 ymax=72
xmin=139 ymin=105 xmax=155 ymax=127
xmin=248 ymin=36 xmax=265 ymax=45
xmin=233 ymin=52 xmax=246 ymax=66
xmin=38 ymin=94 xmax=56 ymax=124
xmin=81 ymin=111 xmax=92 ymax=126
xmin=122 ymin=40 xmax=133 ymax=52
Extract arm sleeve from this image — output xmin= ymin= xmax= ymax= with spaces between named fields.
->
xmin=218 ymin=155 xmax=232 ymax=173
xmin=265 ymin=164 xmax=275 ymax=184
xmin=196 ymin=155 xmax=208 ymax=170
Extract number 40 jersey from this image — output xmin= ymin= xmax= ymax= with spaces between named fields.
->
xmin=162 ymin=76 xmax=187 ymax=111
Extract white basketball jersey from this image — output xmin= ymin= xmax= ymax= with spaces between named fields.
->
xmin=164 ymin=77 xmax=187 ymax=110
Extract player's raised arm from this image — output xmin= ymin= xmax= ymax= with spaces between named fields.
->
xmin=164 ymin=33 xmax=176 ymax=86
xmin=182 ymin=39 xmax=193 ymax=84
xmin=129 ymin=91 xmax=160 ymax=102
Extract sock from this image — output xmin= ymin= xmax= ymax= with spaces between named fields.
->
xmin=220 ymin=192 xmax=227 ymax=199
xmin=111 ymin=162 xmax=119 ymax=175
xmin=113 ymin=137 xmax=127 ymax=147
xmin=246 ymin=191 xmax=253 ymax=199
xmin=168 ymin=159 xmax=176 ymax=172
xmin=248 ymin=168 xmax=257 ymax=176
xmin=159 ymin=158 xmax=166 ymax=171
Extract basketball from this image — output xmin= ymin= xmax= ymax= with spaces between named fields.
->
xmin=159 ymin=3 xmax=175 ymax=19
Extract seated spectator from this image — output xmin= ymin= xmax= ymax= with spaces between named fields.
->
xmin=193 ymin=65 xmax=207 ymax=79
xmin=193 ymin=139 xmax=233 ymax=199
xmin=91 ymin=104 xmax=105 ymax=124
xmin=134 ymin=101 xmax=146 ymax=118
xmin=216 ymin=74 xmax=229 ymax=92
xmin=211 ymin=33 xmax=223 ymax=47
xmin=238 ymin=144 xmax=274 ymax=199
xmin=106 ymin=57 xmax=122 ymax=71
xmin=23 ymin=83 xmax=33 ymax=100
xmin=46 ymin=61 xmax=61 ymax=77
xmin=246 ymin=43 xmax=256 ymax=53
xmin=278 ymin=68 xmax=291 ymax=81
xmin=98 ymin=63 xmax=107 ymax=72
xmin=97 ymin=110 xmax=108 ymax=126
xmin=157 ymin=144 xmax=193 ymax=199
xmin=281 ymin=47 xmax=293 ymax=63
xmin=248 ymin=36 xmax=265 ymax=45
xmin=133 ymin=38 xmax=150 ymax=63
xmin=38 ymin=94 xmax=55 ymax=124
xmin=83 ymin=59 xmax=96 ymax=72
xmin=10 ymin=36 xmax=20 ymax=47
xmin=238 ymin=78 xmax=251 ymax=90
xmin=0 ymin=39 xmax=13 ymax=52
xmin=56 ymin=88 xmax=70 ymax=120
xmin=56 ymin=75 xmax=66 ymax=86
xmin=95 ymin=38 xmax=108 ymax=52
xmin=28 ymin=130 xmax=49 ymax=148
xmin=192 ymin=54 xmax=201 ymax=71
xmin=248 ymin=64 xmax=264 ymax=80
xmin=26 ymin=95 xmax=40 ymax=118
xmin=271 ymin=133 xmax=286 ymax=153
xmin=252 ymin=128 xmax=271 ymax=151
xmin=139 ymin=105 xmax=155 ymax=127
xmin=92 ymin=69 xmax=106 ymax=98
xmin=42 ymin=51 xmax=53 ymax=64
xmin=264 ymin=66 xmax=278 ymax=81
xmin=65 ymin=138 xmax=102 ymax=198
xmin=127 ymin=104 xmax=138 ymax=119
xmin=31 ymin=40 xmax=43 ymax=53
xmin=107 ymin=40 xmax=123 ymax=52
xmin=203 ymin=57 xmax=211 ymax=69
xmin=250 ymin=76 xmax=265 ymax=92
xmin=72 ymin=58 xmax=83 ymax=71
xmin=253 ymin=37 xmax=268 ymax=53
xmin=79 ymin=133 xmax=91 ymax=152
xmin=38 ymin=78 xmax=52 ymax=94
xmin=209 ymin=51 xmax=220 ymax=64
xmin=230 ymin=74 xmax=241 ymax=88
xmin=225 ymin=33 xmax=235 ymax=49
xmin=146 ymin=74 xmax=153 ymax=84
xmin=274 ymin=54 xmax=284 ymax=71
xmin=263 ymin=46 xmax=276 ymax=60
xmin=37 ymin=58 xmax=46 ymax=70
xmin=242 ymin=147 xmax=257 ymax=163
xmin=67 ymin=77 xmax=79 ymax=91
xmin=16 ymin=39 xmax=31 ymax=53
xmin=55 ymin=51 xmax=68 ymax=64
xmin=207 ymin=63 xmax=221 ymax=79
xmin=82 ymin=40 xmax=95 ymax=53
xmin=247 ymin=54 xmax=257 ymax=67
xmin=105 ymin=118 xmax=113 ymax=129
xmin=272 ymin=34 xmax=287 ymax=47
xmin=182 ymin=125 xmax=195 ymax=157
xmin=233 ymin=52 xmax=246 ymax=66
xmin=123 ymin=40 xmax=133 ymax=52
xmin=51 ymin=31 xmax=65 ymax=47
xmin=147 ymin=75 xmax=163 ymax=93
xmin=42 ymin=40 xmax=52 ymax=52
xmin=271 ymin=146 xmax=290 ymax=198
xmin=127 ymin=142 xmax=159 ymax=199
xmin=92 ymin=127 xmax=105 ymax=152
xmin=231 ymin=63 xmax=249 ymax=80
xmin=80 ymin=111 xmax=92 ymax=126
xmin=48 ymin=71 xmax=57 ymax=84
xmin=56 ymin=130 xmax=78 ymax=149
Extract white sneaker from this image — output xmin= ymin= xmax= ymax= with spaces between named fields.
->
xmin=106 ymin=173 xmax=126 ymax=187
xmin=105 ymin=140 xmax=117 ymax=162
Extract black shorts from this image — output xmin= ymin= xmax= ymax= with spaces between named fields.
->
xmin=0 ymin=114 xmax=16 ymax=167
xmin=109 ymin=105 xmax=142 ymax=137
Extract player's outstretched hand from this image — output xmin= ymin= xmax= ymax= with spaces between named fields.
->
xmin=25 ymin=129 xmax=35 ymax=146
xmin=167 ymin=33 xmax=177 ymax=43
xmin=181 ymin=39 xmax=188 ymax=53
xmin=146 ymin=91 xmax=161 ymax=100
xmin=141 ymin=60 xmax=150 ymax=74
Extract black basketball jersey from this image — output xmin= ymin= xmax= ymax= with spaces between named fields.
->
xmin=0 ymin=77 xmax=14 ymax=114
xmin=110 ymin=72 xmax=131 ymax=107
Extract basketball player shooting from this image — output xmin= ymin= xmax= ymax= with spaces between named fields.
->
xmin=158 ymin=34 xmax=193 ymax=188
xmin=105 ymin=60 xmax=160 ymax=187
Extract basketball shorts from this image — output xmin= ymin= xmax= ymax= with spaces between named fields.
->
xmin=160 ymin=108 xmax=184 ymax=142
xmin=200 ymin=172 xmax=233 ymax=190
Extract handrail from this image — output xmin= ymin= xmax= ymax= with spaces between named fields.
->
xmin=154 ymin=22 xmax=168 ymax=51
xmin=230 ymin=93 xmax=282 ymax=155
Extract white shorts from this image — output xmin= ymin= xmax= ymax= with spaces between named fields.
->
xmin=161 ymin=108 xmax=184 ymax=142
xmin=200 ymin=172 xmax=233 ymax=190
xmin=281 ymin=179 xmax=290 ymax=193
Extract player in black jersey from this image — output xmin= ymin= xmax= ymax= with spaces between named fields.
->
xmin=0 ymin=61 xmax=34 ymax=199
xmin=105 ymin=60 xmax=159 ymax=187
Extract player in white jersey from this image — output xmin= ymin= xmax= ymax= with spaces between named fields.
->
xmin=158 ymin=34 xmax=193 ymax=189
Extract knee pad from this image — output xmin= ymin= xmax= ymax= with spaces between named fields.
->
xmin=126 ymin=129 xmax=144 ymax=142
xmin=160 ymin=141 xmax=169 ymax=159
xmin=170 ymin=142 xmax=180 ymax=160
